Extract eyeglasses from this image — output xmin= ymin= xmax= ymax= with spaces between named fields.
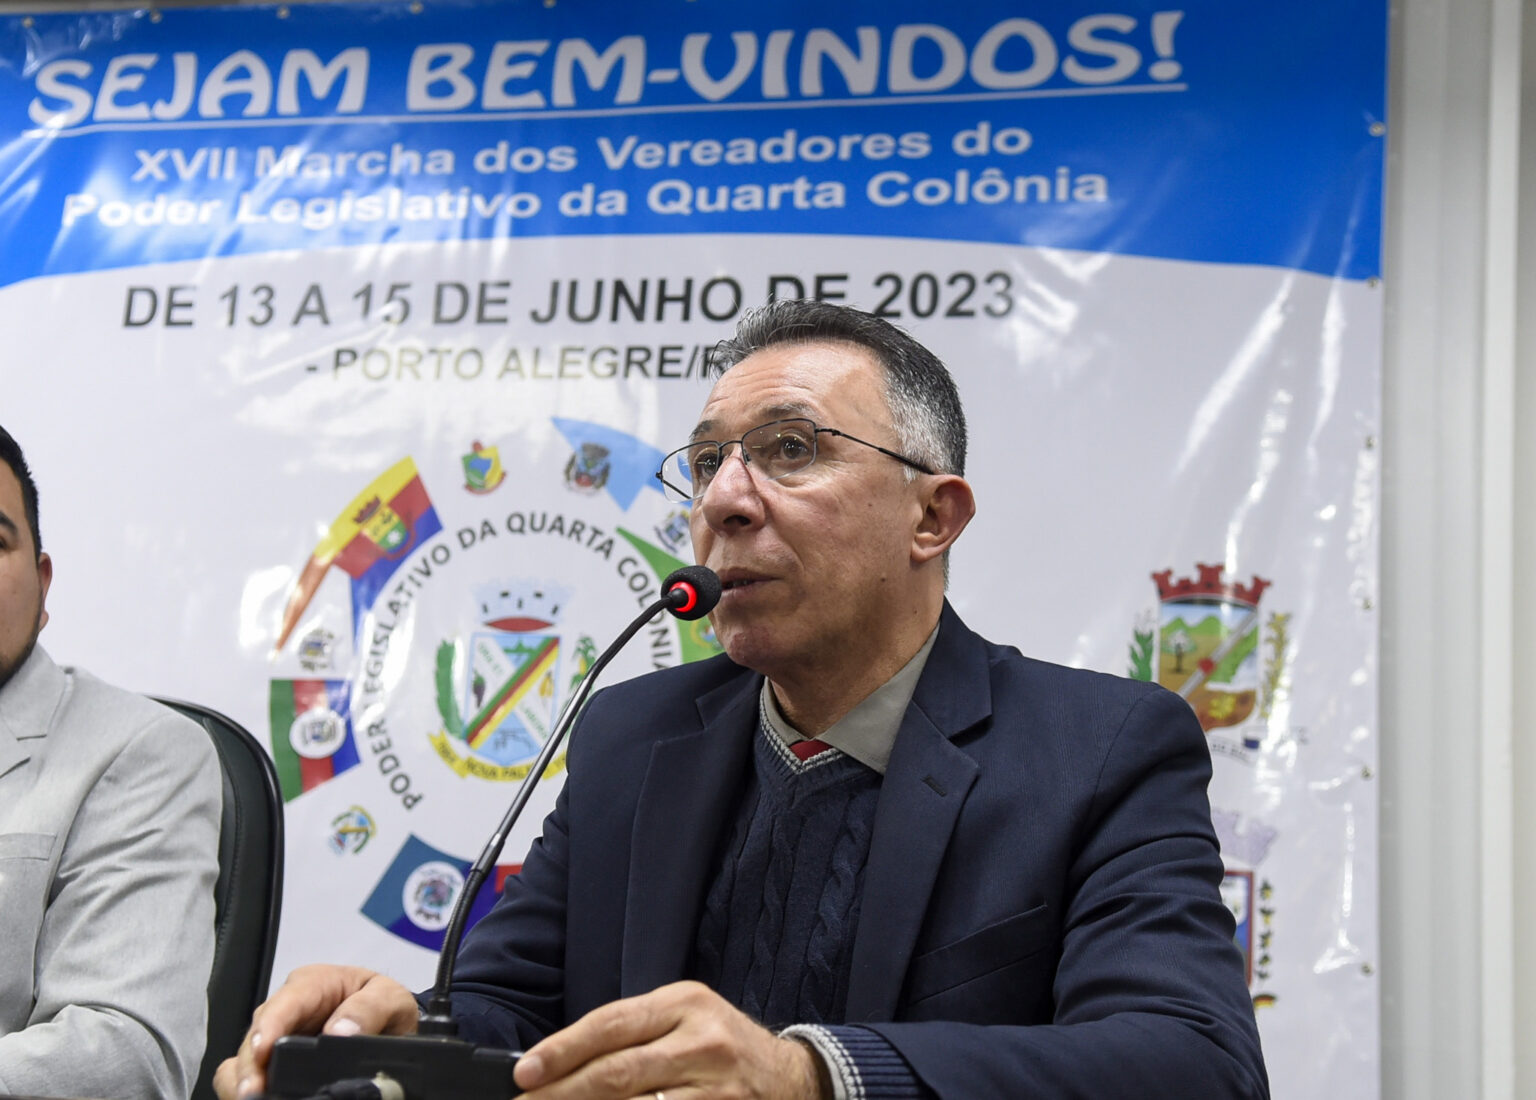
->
xmin=655 ymin=418 xmax=935 ymax=503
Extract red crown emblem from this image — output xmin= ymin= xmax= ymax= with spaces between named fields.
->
xmin=1152 ymin=563 xmax=1271 ymax=607
xmin=352 ymin=496 xmax=382 ymax=525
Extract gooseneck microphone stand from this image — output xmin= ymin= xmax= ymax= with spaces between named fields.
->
xmin=264 ymin=566 xmax=722 ymax=1100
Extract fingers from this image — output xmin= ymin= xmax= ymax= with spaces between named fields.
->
xmin=516 ymin=980 xmax=701 ymax=1094
xmin=514 ymin=981 xmax=821 ymax=1100
xmin=324 ymin=971 xmax=424 ymax=1037
xmin=212 ymin=1055 xmax=242 ymax=1100
xmin=218 ymin=965 xmax=419 ymax=1099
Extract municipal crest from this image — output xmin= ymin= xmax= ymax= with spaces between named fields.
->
xmin=402 ymin=860 xmax=463 ymax=931
xmin=1214 ymin=809 xmax=1279 ymax=1008
xmin=362 ymin=834 xmax=519 ymax=950
xmin=289 ymin=705 xmax=347 ymax=759
xmin=1130 ymin=563 xmax=1290 ymax=755
xmin=298 ymin=628 xmax=336 ymax=672
xmin=429 ymin=580 xmax=596 ymax=781
xmin=328 ymin=805 xmax=376 ymax=855
xmin=653 ymin=509 xmax=691 ymax=554
xmin=462 ymin=440 xmax=505 ymax=494
xmin=565 ymin=442 xmax=611 ymax=494
xmin=354 ymin=495 xmax=409 ymax=555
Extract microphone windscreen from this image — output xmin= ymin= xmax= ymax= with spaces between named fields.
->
xmin=662 ymin=565 xmax=721 ymax=620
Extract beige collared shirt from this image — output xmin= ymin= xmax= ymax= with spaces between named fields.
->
xmin=758 ymin=624 xmax=940 ymax=775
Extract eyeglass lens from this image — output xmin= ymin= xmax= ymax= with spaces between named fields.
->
xmin=672 ymin=419 xmax=819 ymax=499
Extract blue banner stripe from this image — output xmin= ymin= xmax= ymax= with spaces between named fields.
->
xmin=0 ymin=2 xmax=1386 ymax=287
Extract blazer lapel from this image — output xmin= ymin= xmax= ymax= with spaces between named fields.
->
xmin=0 ymin=731 xmax=27 ymax=784
xmin=845 ymin=604 xmax=992 ymax=1021
xmin=0 ymin=647 xmax=64 ymax=783
xmin=621 ymin=673 xmax=758 ymax=996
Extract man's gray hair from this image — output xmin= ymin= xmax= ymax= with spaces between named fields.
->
xmin=709 ymin=299 xmax=967 ymax=478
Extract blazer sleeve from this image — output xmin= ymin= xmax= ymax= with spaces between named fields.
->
xmin=867 ymin=689 xmax=1269 ymax=1099
xmin=0 ymin=710 xmax=222 ymax=1100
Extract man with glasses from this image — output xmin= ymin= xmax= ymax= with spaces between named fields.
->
xmin=222 ymin=301 xmax=1267 ymax=1099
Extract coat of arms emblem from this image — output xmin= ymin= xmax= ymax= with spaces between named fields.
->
xmin=429 ymin=580 xmax=595 ymax=780
xmin=1132 ymin=563 xmax=1281 ymax=749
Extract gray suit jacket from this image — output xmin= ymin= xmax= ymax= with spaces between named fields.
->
xmin=0 ymin=645 xmax=221 ymax=1100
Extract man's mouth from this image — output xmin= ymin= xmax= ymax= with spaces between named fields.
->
xmin=718 ymin=573 xmax=767 ymax=592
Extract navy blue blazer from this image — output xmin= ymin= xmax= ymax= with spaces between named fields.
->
xmin=448 ymin=603 xmax=1268 ymax=1098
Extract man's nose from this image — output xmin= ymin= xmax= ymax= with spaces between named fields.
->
xmin=704 ymin=443 xmax=754 ymax=493
xmin=697 ymin=442 xmax=761 ymax=518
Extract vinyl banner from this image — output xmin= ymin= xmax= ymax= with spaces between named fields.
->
xmin=0 ymin=3 xmax=1385 ymax=1094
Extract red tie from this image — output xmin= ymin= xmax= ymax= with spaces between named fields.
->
xmin=790 ymin=738 xmax=834 ymax=761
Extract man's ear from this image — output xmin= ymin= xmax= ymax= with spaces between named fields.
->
xmin=911 ymin=475 xmax=976 ymax=565
xmin=36 ymin=551 xmax=51 ymax=631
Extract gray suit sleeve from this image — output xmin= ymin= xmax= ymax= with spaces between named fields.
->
xmin=0 ymin=711 xmax=222 ymax=1100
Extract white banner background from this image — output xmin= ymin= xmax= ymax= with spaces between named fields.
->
xmin=0 ymin=4 xmax=1383 ymax=1093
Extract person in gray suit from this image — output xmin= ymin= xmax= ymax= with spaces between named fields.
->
xmin=0 ymin=424 xmax=222 ymax=1100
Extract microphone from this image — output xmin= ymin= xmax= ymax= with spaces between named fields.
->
xmin=661 ymin=564 xmax=721 ymax=621
xmin=265 ymin=566 xmax=721 ymax=1100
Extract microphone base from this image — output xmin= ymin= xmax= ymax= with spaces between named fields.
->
xmin=265 ymin=1033 xmax=520 ymax=1099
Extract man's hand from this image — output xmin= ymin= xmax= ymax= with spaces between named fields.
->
xmin=513 ymin=981 xmax=827 ymax=1100
xmin=212 ymin=964 xmax=420 ymax=1099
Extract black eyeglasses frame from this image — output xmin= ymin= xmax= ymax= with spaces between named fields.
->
xmin=654 ymin=417 xmax=936 ymax=503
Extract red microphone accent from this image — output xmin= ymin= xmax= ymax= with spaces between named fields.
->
xmin=671 ymin=582 xmax=698 ymax=615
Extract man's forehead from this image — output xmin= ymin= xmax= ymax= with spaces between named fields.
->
xmin=0 ymin=467 xmax=24 ymax=531
xmin=692 ymin=400 xmax=818 ymax=440
xmin=0 ymin=459 xmax=35 ymax=553
xmin=692 ymin=341 xmax=880 ymax=436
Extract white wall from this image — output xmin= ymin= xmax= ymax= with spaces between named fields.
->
xmin=1380 ymin=0 xmax=1530 ymax=1096
xmin=1515 ymin=5 xmax=1536 ymax=1096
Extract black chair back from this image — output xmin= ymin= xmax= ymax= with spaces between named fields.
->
xmin=156 ymin=698 xmax=285 ymax=1100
